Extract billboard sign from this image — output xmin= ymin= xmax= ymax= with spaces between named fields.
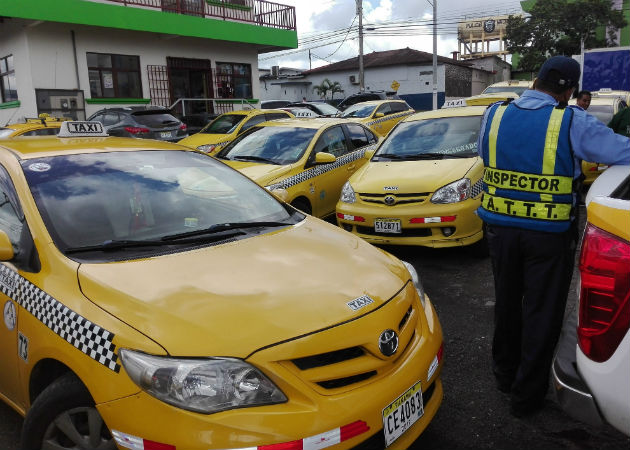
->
xmin=458 ymin=15 xmax=514 ymax=40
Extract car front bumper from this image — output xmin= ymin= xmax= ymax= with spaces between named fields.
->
xmin=552 ymin=308 xmax=604 ymax=427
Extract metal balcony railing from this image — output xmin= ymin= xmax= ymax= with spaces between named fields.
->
xmin=97 ymin=0 xmax=296 ymax=30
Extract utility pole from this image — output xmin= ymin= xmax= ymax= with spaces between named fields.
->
xmin=431 ymin=0 xmax=438 ymax=110
xmin=356 ymin=0 xmax=365 ymax=92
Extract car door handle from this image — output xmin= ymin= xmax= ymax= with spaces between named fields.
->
xmin=347 ymin=164 xmax=356 ymax=171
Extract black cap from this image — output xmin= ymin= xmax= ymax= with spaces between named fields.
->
xmin=537 ymin=56 xmax=580 ymax=89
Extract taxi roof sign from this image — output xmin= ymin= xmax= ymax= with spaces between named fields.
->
xmin=58 ymin=121 xmax=108 ymax=138
xmin=442 ymin=98 xmax=466 ymax=108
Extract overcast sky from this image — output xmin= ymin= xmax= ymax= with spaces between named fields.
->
xmin=260 ymin=0 xmax=525 ymax=69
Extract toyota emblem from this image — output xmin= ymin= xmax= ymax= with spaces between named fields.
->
xmin=378 ymin=329 xmax=399 ymax=356
xmin=384 ymin=195 xmax=396 ymax=206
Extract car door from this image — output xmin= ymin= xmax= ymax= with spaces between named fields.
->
xmin=0 ymin=165 xmax=31 ymax=406
xmin=305 ymin=125 xmax=353 ymax=217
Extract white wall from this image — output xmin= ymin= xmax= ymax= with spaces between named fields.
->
xmin=0 ymin=22 xmax=32 ymax=125
xmin=2 ymin=20 xmax=260 ymax=121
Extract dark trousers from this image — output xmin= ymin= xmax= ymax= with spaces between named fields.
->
xmin=486 ymin=223 xmax=577 ymax=409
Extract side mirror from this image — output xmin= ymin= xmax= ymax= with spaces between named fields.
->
xmin=270 ymin=188 xmax=289 ymax=202
xmin=315 ymin=152 xmax=336 ymax=164
xmin=374 ymin=112 xmax=385 ymax=118
xmin=0 ymin=231 xmax=14 ymax=261
xmin=364 ymin=148 xmax=376 ymax=160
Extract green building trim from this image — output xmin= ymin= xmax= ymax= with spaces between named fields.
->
xmin=0 ymin=101 xmax=21 ymax=110
xmin=0 ymin=0 xmax=297 ymax=50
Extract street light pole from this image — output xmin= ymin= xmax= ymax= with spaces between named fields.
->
xmin=356 ymin=0 xmax=365 ymax=92
xmin=431 ymin=0 xmax=438 ymax=110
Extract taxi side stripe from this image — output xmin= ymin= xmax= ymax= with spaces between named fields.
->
xmin=267 ymin=145 xmax=374 ymax=191
xmin=0 ymin=264 xmax=120 ymax=372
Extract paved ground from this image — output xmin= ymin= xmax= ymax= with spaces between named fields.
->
xmin=1 ymin=207 xmax=629 ymax=449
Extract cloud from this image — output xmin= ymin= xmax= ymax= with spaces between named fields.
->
xmin=261 ymin=0 xmax=522 ymax=69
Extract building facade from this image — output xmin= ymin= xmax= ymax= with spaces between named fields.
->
xmin=261 ymin=48 xmax=504 ymax=110
xmin=0 ymin=0 xmax=297 ymax=124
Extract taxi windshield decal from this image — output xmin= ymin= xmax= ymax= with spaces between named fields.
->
xmin=0 ymin=264 xmax=120 ymax=372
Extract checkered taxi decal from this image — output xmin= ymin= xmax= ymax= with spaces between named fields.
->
xmin=267 ymin=145 xmax=377 ymax=190
xmin=0 ymin=264 xmax=120 ymax=372
xmin=366 ymin=111 xmax=415 ymax=127
xmin=471 ymin=178 xmax=484 ymax=198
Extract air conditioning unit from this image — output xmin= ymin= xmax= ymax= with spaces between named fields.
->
xmin=349 ymin=75 xmax=359 ymax=84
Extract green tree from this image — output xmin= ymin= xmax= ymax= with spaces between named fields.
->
xmin=312 ymin=78 xmax=344 ymax=99
xmin=506 ymin=0 xmax=626 ymax=72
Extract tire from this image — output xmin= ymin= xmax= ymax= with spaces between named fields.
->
xmin=21 ymin=372 xmax=116 ymax=450
xmin=291 ymin=198 xmax=312 ymax=215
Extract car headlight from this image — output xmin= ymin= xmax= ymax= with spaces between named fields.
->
xmin=401 ymin=260 xmax=426 ymax=309
xmin=197 ymin=144 xmax=217 ymax=153
xmin=340 ymin=181 xmax=356 ymax=203
xmin=120 ymin=350 xmax=286 ymax=414
xmin=431 ymin=178 xmax=471 ymax=204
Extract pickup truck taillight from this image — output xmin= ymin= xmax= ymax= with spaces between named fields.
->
xmin=578 ymin=224 xmax=630 ymax=362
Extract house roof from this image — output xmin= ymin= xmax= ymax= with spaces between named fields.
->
xmin=303 ymin=48 xmax=472 ymax=74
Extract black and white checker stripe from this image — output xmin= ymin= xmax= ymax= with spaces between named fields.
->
xmin=471 ymin=178 xmax=484 ymax=198
xmin=366 ymin=111 xmax=414 ymax=127
xmin=267 ymin=145 xmax=376 ymax=191
xmin=0 ymin=264 xmax=120 ymax=372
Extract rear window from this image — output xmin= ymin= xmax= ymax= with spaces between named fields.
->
xmin=132 ymin=112 xmax=181 ymax=127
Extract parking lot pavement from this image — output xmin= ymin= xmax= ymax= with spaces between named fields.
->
xmin=2 ymin=210 xmax=629 ymax=450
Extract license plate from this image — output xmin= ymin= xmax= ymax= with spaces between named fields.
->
xmin=374 ymin=219 xmax=401 ymax=234
xmin=160 ymin=131 xmax=172 ymax=139
xmin=382 ymin=380 xmax=424 ymax=447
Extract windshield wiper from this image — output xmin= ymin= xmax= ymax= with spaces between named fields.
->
xmin=64 ymin=238 xmax=171 ymax=254
xmin=161 ymin=221 xmax=289 ymax=241
xmin=442 ymin=152 xmax=479 ymax=158
xmin=375 ymin=153 xmax=447 ymax=160
xmin=230 ymin=155 xmax=279 ymax=164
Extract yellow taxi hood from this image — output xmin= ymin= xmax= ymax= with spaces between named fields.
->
xmin=178 ymin=133 xmax=231 ymax=148
xmin=77 ymin=219 xmax=408 ymax=357
xmin=223 ymin=160 xmax=295 ymax=186
xmin=351 ymin=157 xmax=478 ymax=193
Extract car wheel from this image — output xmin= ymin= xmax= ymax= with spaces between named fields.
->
xmin=21 ymin=372 xmax=116 ymax=450
xmin=291 ymin=198 xmax=312 ymax=215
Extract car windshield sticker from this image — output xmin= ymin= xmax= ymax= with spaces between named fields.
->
xmin=28 ymin=163 xmax=51 ymax=172
xmin=267 ymin=145 xmax=376 ymax=191
xmin=3 ymin=300 xmax=16 ymax=331
xmin=18 ymin=332 xmax=28 ymax=362
xmin=347 ymin=295 xmax=375 ymax=311
xmin=0 ymin=264 xmax=120 ymax=372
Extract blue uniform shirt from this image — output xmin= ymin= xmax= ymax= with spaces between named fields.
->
xmin=478 ymin=89 xmax=630 ymax=179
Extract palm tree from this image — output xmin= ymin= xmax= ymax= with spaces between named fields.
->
xmin=312 ymin=78 xmax=344 ymax=100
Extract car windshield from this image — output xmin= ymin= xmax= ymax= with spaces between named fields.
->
xmin=201 ymin=114 xmax=245 ymax=134
xmin=22 ymin=151 xmax=294 ymax=260
xmin=218 ymin=126 xmax=317 ymax=165
xmin=375 ymin=116 xmax=482 ymax=159
xmin=311 ymin=103 xmax=340 ymax=115
xmin=0 ymin=128 xmax=14 ymax=138
xmin=482 ymin=86 xmax=529 ymax=96
xmin=587 ymin=105 xmax=614 ymax=124
xmin=341 ymin=104 xmax=377 ymax=118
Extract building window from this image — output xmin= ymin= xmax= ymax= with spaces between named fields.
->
xmin=87 ymin=53 xmax=142 ymax=98
xmin=0 ymin=55 xmax=17 ymax=103
xmin=216 ymin=62 xmax=252 ymax=99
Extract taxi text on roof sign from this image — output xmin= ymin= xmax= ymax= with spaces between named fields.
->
xmin=58 ymin=121 xmax=108 ymax=137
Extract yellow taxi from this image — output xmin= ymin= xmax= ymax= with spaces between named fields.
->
xmin=481 ymin=80 xmax=532 ymax=96
xmin=0 ymin=114 xmax=67 ymax=138
xmin=216 ymin=118 xmax=379 ymax=218
xmin=0 ymin=121 xmax=443 ymax=450
xmin=340 ymin=100 xmax=415 ymax=137
xmin=336 ymin=105 xmax=487 ymax=253
xmin=569 ymin=96 xmax=628 ymax=185
xmin=178 ymin=108 xmax=293 ymax=154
